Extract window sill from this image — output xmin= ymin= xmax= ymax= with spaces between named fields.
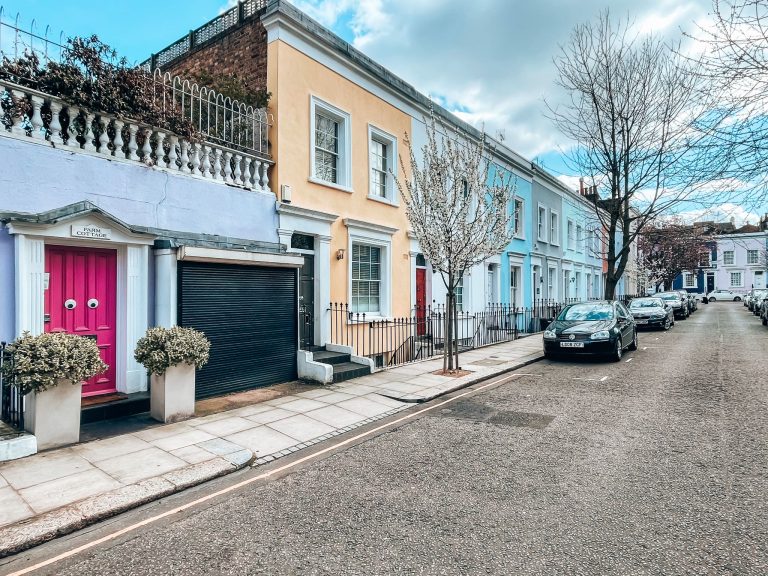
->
xmin=367 ymin=194 xmax=399 ymax=207
xmin=347 ymin=314 xmax=391 ymax=323
xmin=308 ymin=177 xmax=354 ymax=194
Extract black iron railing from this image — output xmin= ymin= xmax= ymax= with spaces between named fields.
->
xmin=0 ymin=342 xmax=24 ymax=431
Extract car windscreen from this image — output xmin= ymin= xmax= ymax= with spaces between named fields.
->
xmin=657 ymin=293 xmax=680 ymax=301
xmin=629 ymin=299 xmax=663 ymax=309
xmin=558 ymin=303 xmax=614 ymax=321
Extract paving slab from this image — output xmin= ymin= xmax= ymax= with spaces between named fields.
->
xmin=267 ymin=414 xmax=337 ymax=443
xmin=0 ymin=486 xmax=34 ymax=527
xmin=73 ymin=434 xmax=151 ymax=464
xmin=151 ymin=429 xmax=217 ymax=452
xmin=19 ymin=468 xmax=121 ymax=514
xmin=244 ymin=407 xmax=296 ymax=424
xmin=278 ymin=398 xmax=330 ymax=413
xmin=170 ymin=445 xmax=217 ymax=465
xmin=337 ymin=397 xmax=394 ymax=418
xmin=195 ymin=416 xmax=257 ymax=437
xmin=0 ymin=450 xmax=94 ymax=490
xmin=304 ymin=405 xmax=368 ymax=428
xmin=225 ymin=426 xmax=297 ymax=457
xmin=95 ymin=447 xmax=187 ymax=485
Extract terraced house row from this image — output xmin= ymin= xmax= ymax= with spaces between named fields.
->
xmin=0 ymin=0 xmax=637 ymax=422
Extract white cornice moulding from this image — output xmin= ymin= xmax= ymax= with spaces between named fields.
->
xmin=343 ymin=218 xmax=398 ymax=236
xmin=177 ymin=246 xmax=304 ymax=268
xmin=276 ymin=202 xmax=339 ymax=223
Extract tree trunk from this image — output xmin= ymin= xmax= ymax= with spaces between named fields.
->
xmin=453 ymin=296 xmax=460 ymax=370
xmin=605 ymin=275 xmax=619 ymax=300
xmin=445 ymin=291 xmax=454 ymax=371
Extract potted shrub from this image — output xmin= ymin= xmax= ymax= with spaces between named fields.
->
xmin=134 ymin=326 xmax=210 ymax=423
xmin=2 ymin=332 xmax=107 ymax=450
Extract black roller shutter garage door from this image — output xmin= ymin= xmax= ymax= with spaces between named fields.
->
xmin=179 ymin=261 xmax=298 ymax=399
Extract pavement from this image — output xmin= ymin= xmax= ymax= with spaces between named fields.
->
xmin=0 ymin=334 xmax=543 ymax=557
xmin=13 ymin=301 xmax=764 ymax=576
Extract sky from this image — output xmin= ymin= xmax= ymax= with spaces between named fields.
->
xmin=0 ymin=0 xmax=763 ymax=225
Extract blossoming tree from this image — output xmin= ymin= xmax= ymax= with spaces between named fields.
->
xmin=395 ymin=114 xmax=517 ymax=372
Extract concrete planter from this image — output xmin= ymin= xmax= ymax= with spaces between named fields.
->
xmin=150 ymin=363 xmax=196 ymax=423
xmin=24 ymin=378 xmax=82 ymax=451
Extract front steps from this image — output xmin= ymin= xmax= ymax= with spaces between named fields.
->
xmin=308 ymin=348 xmax=372 ymax=383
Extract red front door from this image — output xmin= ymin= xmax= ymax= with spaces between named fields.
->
xmin=44 ymin=246 xmax=117 ymax=397
xmin=416 ymin=267 xmax=426 ymax=335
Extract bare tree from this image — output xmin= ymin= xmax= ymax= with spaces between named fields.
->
xmin=688 ymin=0 xmax=768 ymax=205
xmin=548 ymin=11 xmax=723 ymax=299
xmin=395 ymin=114 xmax=516 ymax=372
xmin=638 ymin=218 xmax=710 ymax=290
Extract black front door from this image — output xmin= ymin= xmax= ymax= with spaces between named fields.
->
xmin=299 ymin=255 xmax=315 ymax=349
xmin=707 ymin=273 xmax=715 ymax=293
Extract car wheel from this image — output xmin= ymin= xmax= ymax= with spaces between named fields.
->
xmin=611 ymin=337 xmax=623 ymax=362
xmin=709 ymin=297 xmax=717 ymax=302
xmin=628 ymin=330 xmax=638 ymax=351
xmin=735 ymin=297 xmax=742 ymax=301
xmin=663 ymin=318 xmax=671 ymax=330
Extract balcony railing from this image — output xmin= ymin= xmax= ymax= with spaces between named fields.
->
xmin=0 ymin=79 xmax=272 ymax=191
xmin=142 ymin=0 xmax=269 ymax=70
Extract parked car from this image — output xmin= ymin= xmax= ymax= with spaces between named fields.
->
xmin=656 ymin=291 xmax=689 ymax=319
xmin=543 ymin=301 xmax=637 ymax=362
xmin=706 ymin=289 xmax=743 ymax=302
xmin=749 ymin=289 xmax=768 ymax=314
xmin=628 ymin=297 xmax=674 ymax=330
xmin=678 ymin=291 xmax=697 ymax=313
xmin=760 ymin=296 xmax=768 ymax=325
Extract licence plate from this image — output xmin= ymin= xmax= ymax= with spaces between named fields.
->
xmin=635 ymin=320 xmax=648 ymax=325
xmin=560 ymin=342 xmax=584 ymax=348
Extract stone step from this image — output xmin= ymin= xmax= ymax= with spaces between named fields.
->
xmin=331 ymin=362 xmax=371 ymax=383
xmin=312 ymin=350 xmax=352 ymax=365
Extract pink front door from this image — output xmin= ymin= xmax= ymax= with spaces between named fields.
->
xmin=44 ymin=246 xmax=117 ymax=397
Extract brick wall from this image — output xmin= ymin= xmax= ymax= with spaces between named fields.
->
xmin=162 ymin=18 xmax=268 ymax=91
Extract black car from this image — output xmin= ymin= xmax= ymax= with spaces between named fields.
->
xmin=543 ymin=301 xmax=637 ymax=361
xmin=628 ymin=297 xmax=674 ymax=330
xmin=655 ymin=291 xmax=688 ymax=319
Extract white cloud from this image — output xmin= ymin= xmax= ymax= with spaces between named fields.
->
xmin=299 ymin=0 xmax=710 ymax=160
xmin=672 ymin=203 xmax=761 ymax=226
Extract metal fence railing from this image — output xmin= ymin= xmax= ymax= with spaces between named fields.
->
xmin=0 ymin=10 xmax=271 ymax=156
xmin=142 ymin=0 xmax=269 ymax=70
xmin=0 ymin=342 xmax=24 ymax=432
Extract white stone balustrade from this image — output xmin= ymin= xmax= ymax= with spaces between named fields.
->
xmin=0 ymin=80 xmax=273 ymax=193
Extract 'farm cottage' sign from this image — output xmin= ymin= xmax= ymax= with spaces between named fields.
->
xmin=71 ymin=225 xmax=112 ymax=240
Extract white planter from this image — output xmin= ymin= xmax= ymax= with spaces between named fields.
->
xmin=24 ymin=378 xmax=82 ymax=451
xmin=150 ymin=363 xmax=196 ymax=423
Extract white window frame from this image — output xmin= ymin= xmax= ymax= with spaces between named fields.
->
xmin=730 ymin=271 xmax=743 ymax=287
xmin=367 ymin=124 xmax=398 ymax=205
xmin=576 ymin=224 xmax=583 ymax=253
xmin=723 ymin=250 xmax=734 ymax=265
xmin=510 ymin=265 xmax=521 ymax=307
xmin=346 ymin=220 xmax=394 ymax=318
xmin=537 ymin=204 xmax=548 ymax=243
xmin=549 ymin=211 xmax=559 ymax=246
xmin=683 ymin=272 xmax=697 ymax=288
xmin=747 ymin=249 xmax=759 ymax=265
xmin=567 ymin=219 xmax=575 ymax=250
xmin=455 ymin=277 xmax=464 ymax=312
xmin=513 ymin=199 xmax=525 ymax=239
xmin=548 ymin=266 xmax=556 ymax=299
xmin=310 ymin=96 xmax=352 ymax=192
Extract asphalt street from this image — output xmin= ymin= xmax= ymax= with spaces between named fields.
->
xmin=3 ymin=301 xmax=766 ymax=576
